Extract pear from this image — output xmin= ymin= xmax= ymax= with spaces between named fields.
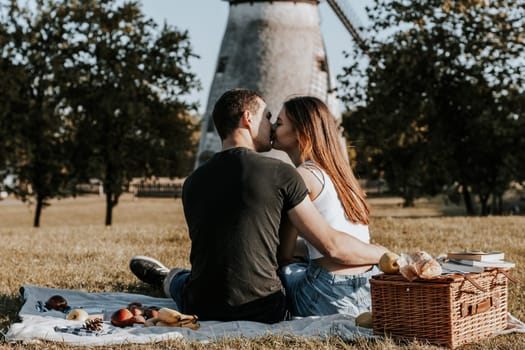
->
xmin=355 ymin=311 xmax=373 ymax=328
xmin=66 ymin=309 xmax=89 ymax=322
xmin=379 ymin=252 xmax=400 ymax=274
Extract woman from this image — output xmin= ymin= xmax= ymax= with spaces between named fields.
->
xmin=272 ymin=96 xmax=379 ymax=317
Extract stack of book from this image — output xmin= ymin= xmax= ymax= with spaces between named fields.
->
xmin=441 ymin=250 xmax=515 ymax=274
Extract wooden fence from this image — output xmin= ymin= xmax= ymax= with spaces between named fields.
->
xmin=131 ymin=182 xmax=184 ymax=198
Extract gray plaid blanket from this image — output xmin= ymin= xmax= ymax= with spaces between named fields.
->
xmin=5 ymin=285 xmax=375 ymax=346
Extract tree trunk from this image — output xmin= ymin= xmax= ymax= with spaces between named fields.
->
xmin=402 ymin=186 xmax=415 ymax=207
xmin=33 ymin=195 xmax=43 ymax=228
xmin=105 ymin=191 xmax=113 ymax=226
xmin=493 ymin=193 xmax=503 ymax=215
xmin=479 ymin=194 xmax=489 ymax=216
xmin=403 ymin=196 xmax=415 ymax=207
xmin=462 ymin=185 xmax=475 ymax=215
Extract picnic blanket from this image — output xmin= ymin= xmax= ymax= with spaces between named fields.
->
xmin=5 ymin=285 xmax=525 ymax=346
xmin=4 ymin=285 xmax=377 ymax=346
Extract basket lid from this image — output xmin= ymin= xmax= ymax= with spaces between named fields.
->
xmin=372 ymin=270 xmax=505 ymax=283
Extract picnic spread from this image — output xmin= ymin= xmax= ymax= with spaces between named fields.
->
xmin=4 ymin=285 xmax=377 ymax=346
xmin=4 ymin=250 xmax=525 ymax=347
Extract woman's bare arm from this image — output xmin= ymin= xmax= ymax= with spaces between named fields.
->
xmin=287 ymin=196 xmax=388 ymax=266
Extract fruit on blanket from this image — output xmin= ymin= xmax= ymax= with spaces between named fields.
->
xmin=144 ymin=317 xmax=159 ymax=327
xmin=45 ymin=295 xmax=69 ymax=311
xmin=133 ymin=315 xmax=146 ymax=324
xmin=66 ymin=309 xmax=89 ymax=322
xmin=355 ymin=312 xmax=373 ymax=328
xmin=143 ymin=307 xmax=159 ymax=320
xmin=127 ymin=302 xmax=144 ymax=316
xmin=379 ymin=252 xmax=400 ymax=274
xmin=110 ymin=308 xmax=135 ymax=327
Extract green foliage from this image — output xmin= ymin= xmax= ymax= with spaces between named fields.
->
xmin=1 ymin=0 xmax=78 ymax=226
xmin=60 ymin=0 xmax=200 ymax=225
xmin=0 ymin=0 xmax=200 ymax=226
xmin=340 ymin=0 xmax=525 ymax=214
xmin=0 ymin=17 xmax=10 ymax=172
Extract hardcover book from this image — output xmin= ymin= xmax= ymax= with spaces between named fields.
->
xmin=441 ymin=262 xmax=484 ymax=274
xmin=449 ymin=259 xmax=515 ymax=268
xmin=446 ymin=250 xmax=504 ymax=261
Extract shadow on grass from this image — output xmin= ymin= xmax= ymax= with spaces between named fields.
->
xmin=0 ymin=292 xmax=24 ymax=335
xmin=111 ymin=282 xmax=167 ymax=299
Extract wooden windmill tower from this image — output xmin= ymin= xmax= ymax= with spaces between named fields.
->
xmin=195 ymin=0 xmax=368 ymax=166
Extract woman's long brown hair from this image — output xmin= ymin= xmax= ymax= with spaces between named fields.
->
xmin=283 ymin=96 xmax=369 ymax=225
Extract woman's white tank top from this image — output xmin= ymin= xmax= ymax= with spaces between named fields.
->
xmin=301 ymin=162 xmax=370 ymax=260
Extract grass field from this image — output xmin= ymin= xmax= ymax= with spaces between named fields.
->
xmin=0 ymin=194 xmax=524 ymax=349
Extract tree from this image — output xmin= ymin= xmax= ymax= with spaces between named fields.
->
xmin=1 ymin=0 xmax=200 ymax=226
xmin=141 ymin=107 xmax=201 ymax=179
xmin=1 ymin=0 xmax=78 ymax=226
xmin=63 ymin=0 xmax=200 ymax=225
xmin=0 ymin=16 xmax=11 ymax=175
xmin=515 ymin=93 xmax=525 ymax=185
xmin=340 ymin=0 xmax=525 ymax=213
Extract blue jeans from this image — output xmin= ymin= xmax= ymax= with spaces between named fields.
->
xmin=279 ymin=261 xmax=380 ymax=317
xmin=165 ymin=269 xmax=191 ymax=310
xmin=165 ymin=269 xmax=288 ymax=322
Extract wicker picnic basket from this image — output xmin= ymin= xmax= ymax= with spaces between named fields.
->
xmin=370 ymin=269 xmax=510 ymax=349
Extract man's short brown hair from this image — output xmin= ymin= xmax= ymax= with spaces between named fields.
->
xmin=212 ymin=89 xmax=263 ymax=140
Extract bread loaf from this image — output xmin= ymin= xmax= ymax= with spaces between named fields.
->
xmin=398 ymin=251 xmax=442 ymax=281
xmin=400 ymin=263 xmax=420 ymax=281
xmin=418 ymin=259 xmax=442 ymax=279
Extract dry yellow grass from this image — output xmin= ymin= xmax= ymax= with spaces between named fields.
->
xmin=0 ymin=194 xmax=524 ymax=349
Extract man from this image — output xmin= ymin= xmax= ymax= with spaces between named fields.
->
xmin=130 ymin=89 xmax=387 ymax=323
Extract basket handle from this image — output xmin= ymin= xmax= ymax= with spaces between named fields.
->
xmin=497 ymin=268 xmax=520 ymax=284
xmin=461 ymin=294 xmax=499 ymax=317
xmin=464 ymin=274 xmax=487 ymax=292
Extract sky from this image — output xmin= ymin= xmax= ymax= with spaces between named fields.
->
xmin=139 ymin=0 xmax=368 ymax=114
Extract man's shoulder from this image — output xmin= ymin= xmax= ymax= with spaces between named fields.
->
xmin=188 ymin=148 xmax=297 ymax=176
xmin=245 ymin=150 xmax=292 ymax=166
xmin=248 ymin=153 xmax=300 ymax=175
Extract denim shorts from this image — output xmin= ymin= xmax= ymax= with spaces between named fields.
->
xmin=279 ymin=262 xmax=380 ymax=317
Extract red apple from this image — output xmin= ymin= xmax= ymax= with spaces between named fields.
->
xmin=110 ymin=308 xmax=135 ymax=327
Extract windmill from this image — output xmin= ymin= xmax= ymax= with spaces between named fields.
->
xmin=195 ymin=0 xmax=368 ymax=167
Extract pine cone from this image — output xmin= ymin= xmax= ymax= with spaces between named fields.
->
xmin=82 ymin=317 xmax=104 ymax=331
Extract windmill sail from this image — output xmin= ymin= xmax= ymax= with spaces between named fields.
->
xmin=195 ymin=0 xmax=341 ymax=167
xmin=326 ymin=0 xmax=370 ymax=55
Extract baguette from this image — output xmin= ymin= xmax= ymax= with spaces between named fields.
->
xmin=157 ymin=307 xmax=200 ymax=330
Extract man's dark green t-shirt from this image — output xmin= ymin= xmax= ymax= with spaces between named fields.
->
xmin=181 ymin=147 xmax=308 ymax=322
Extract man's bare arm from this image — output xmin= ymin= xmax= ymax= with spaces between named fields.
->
xmin=287 ymin=196 xmax=388 ymax=265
